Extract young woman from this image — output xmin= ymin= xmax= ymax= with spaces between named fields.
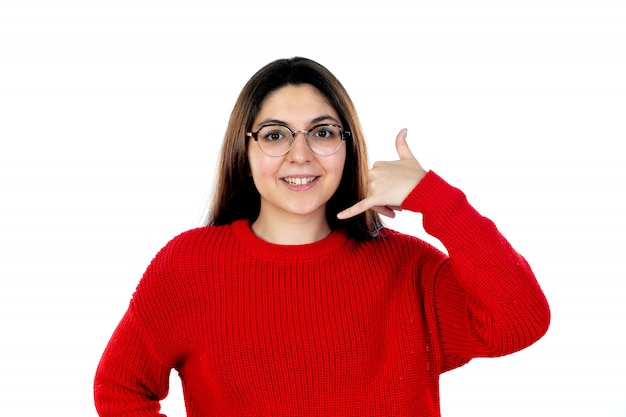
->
xmin=94 ymin=57 xmax=550 ymax=416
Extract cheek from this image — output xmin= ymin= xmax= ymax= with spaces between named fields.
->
xmin=247 ymin=147 xmax=280 ymax=183
xmin=330 ymin=150 xmax=347 ymax=181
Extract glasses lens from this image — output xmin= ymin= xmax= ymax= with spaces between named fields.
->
xmin=309 ymin=125 xmax=343 ymax=156
xmin=257 ymin=125 xmax=293 ymax=156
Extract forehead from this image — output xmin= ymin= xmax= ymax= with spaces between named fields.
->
xmin=255 ymin=84 xmax=339 ymax=123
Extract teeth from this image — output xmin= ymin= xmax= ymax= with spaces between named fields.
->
xmin=283 ymin=176 xmax=317 ymax=186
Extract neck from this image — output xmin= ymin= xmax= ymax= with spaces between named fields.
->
xmin=251 ymin=211 xmax=332 ymax=245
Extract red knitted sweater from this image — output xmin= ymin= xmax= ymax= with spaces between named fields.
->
xmin=94 ymin=172 xmax=550 ymax=416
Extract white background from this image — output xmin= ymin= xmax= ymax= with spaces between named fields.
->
xmin=1 ymin=0 xmax=625 ymax=416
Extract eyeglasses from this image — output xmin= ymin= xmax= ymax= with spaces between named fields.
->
xmin=246 ymin=124 xmax=351 ymax=157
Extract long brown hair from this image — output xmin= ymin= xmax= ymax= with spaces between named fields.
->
xmin=206 ymin=57 xmax=382 ymax=240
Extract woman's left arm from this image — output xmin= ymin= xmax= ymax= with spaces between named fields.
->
xmin=338 ymin=129 xmax=550 ymax=365
xmin=407 ymin=171 xmax=550 ymax=369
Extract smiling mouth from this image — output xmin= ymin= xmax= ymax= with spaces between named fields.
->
xmin=282 ymin=176 xmax=319 ymax=186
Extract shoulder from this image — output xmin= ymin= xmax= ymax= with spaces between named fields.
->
xmin=135 ymin=224 xmax=236 ymax=292
xmin=354 ymin=227 xmax=445 ymax=263
xmin=129 ymin=224 xmax=238 ymax=324
xmin=369 ymin=227 xmax=425 ymax=249
xmin=154 ymin=223 xmax=236 ymax=260
xmin=347 ymin=228 xmax=449 ymax=292
xmin=169 ymin=224 xmax=232 ymax=247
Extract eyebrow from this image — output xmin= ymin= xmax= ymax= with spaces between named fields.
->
xmin=253 ymin=115 xmax=342 ymax=130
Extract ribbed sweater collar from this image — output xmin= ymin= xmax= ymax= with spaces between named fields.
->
xmin=231 ymin=219 xmax=350 ymax=262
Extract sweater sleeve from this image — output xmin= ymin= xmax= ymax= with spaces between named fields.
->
xmin=94 ymin=303 xmax=171 ymax=417
xmin=93 ymin=234 xmax=190 ymax=417
xmin=402 ymin=171 xmax=550 ymax=372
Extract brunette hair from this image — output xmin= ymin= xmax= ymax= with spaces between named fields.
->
xmin=206 ymin=57 xmax=382 ymax=240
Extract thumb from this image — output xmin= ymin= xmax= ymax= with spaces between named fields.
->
xmin=395 ymin=128 xmax=415 ymax=160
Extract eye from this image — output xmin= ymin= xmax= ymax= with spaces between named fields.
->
xmin=259 ymin=126 xmax=289 ymax=142
xmin=313 ymin=125 xmax=338 ymax=139
xmin=266 ymin=131 xmax=283 ymax=141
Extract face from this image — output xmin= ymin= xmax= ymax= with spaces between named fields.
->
xmin=248 ymin=84 xmax=347 ymax=224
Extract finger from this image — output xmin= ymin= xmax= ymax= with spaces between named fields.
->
xmin=372 ymin=206 xmax=396 ymax=218
xmin=395 ymin=128 xmax=416 ymax=161
xmin=336 ymin=198 xmax=375 ymax=220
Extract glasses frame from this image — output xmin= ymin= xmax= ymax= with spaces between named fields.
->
xmin=246 ymin=124 xmax=351 ymax=157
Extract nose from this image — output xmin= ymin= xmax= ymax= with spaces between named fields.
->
xmin=287 ymin=131 xmax=313 ymax=162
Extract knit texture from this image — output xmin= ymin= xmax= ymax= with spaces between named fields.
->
xmin=94 ymin=171 xmax=550 ymax=416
